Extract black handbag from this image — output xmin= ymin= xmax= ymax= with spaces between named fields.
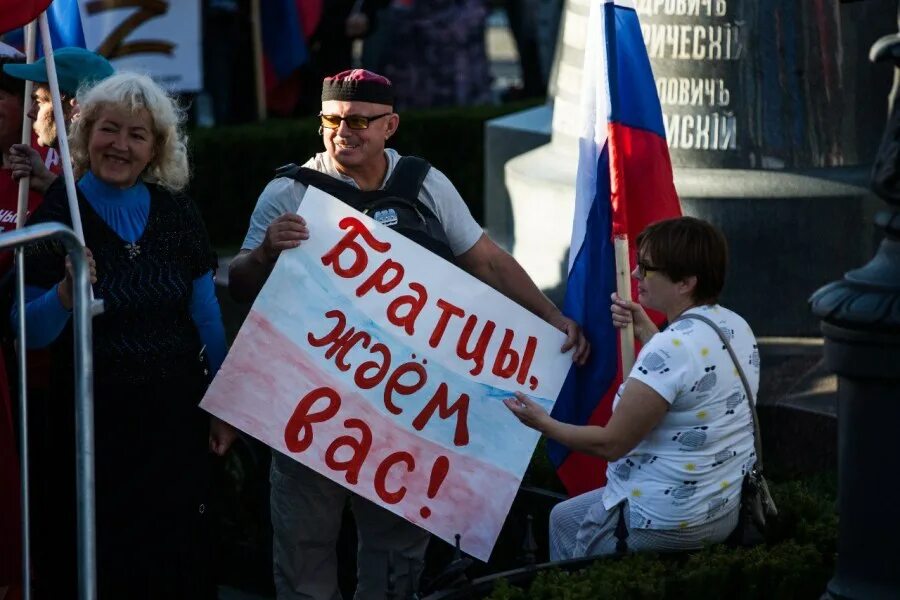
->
xmin=671 ymin=313 xmax=778 ymax=545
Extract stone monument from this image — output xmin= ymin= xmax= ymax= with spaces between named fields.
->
xmin=496 ymin=0 xmax=896 ymax=335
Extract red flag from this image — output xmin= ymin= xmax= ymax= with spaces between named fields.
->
xmin=0 ymin=0 xmax=52 ymax=35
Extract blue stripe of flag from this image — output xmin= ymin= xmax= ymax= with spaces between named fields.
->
xmin=605 ymin=4 xmax=666 ymax=137
xmin=261 ymin=0 xmax=308 ymax=79
xmin=548 ymin=143 xmax=618 ymax=466
xmin=2 ymin=0 xmax=86 ymax=53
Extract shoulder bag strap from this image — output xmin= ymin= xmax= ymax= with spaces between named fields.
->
xmin=274 ymin=163 xmax=376 ymax=211
xmin=670 ymin=312 xmax=764 ymax=472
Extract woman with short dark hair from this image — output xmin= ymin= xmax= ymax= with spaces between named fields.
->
xmin=506 ymin=216 xmax=760 ymax=559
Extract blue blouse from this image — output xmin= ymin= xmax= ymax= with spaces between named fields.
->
xmin=15 ymin=172 xmax=227 ymax=375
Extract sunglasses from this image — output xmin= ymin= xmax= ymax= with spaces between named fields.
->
xmin=319 ymin=112 xmax=392 ymax=130
xmin=636 ymin=260 xmax=663 ymax=279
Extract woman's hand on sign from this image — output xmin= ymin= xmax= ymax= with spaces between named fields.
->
xmin=549 ymin=312 xmax=590 ymax=366
xmin=262 ymin=213 xmax=309 ymax=263
xmin=504 ymin=391 xmax=552 ymax=432
xmin=209 ymin=416 xmax=238 ymax=456
xmin=57 ymin=248 xmax=97 ymax=311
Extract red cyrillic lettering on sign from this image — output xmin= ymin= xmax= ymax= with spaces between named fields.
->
xmin=419 ymin=455 xmax=451 ymax=519
xmin=491 ymin=329 xmax=520 ymax=379
xmin=411 ymin=382 xmax=470 ymax=446
xmin=323 ymin=327 xmax=358 ymax=361
xmin=382 ymin=361 xmax=427 ymax=415
xmin=333 ymin=329 xmax=372 ymax=371
xmin=354 ymin=342 xmax=392 ymax=390
xmin=429 ymin=299 xmax=465 ymax=348
xmin=324 ymin=418 xmax=373 ymax=485
xmin=283 ymin=387 xmax=341 ymax=453
xmin=356 ymin=259 xmax=405 ymax=298
xmin=374 ymin=451 xmax=415 ymax=504
xmin=321 ymin=216 xmax=391 ymax=278
xmin=307 ymin=309 xmax=346 ymax=348
xmin=516 ymin=336 xmax=538 ymax=385
xmin=386 ymin=282 xmax=428 ymax=336
xmin=456 ymin=315 xmax=496 ymax=376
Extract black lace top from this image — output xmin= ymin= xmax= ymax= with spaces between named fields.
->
xmin=25 ymin=178 xmax=217 ymax=387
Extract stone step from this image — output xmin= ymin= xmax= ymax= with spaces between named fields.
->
xmin=757 ymin=336 xmax=835 ymax=418
xmin=756 ymin=337 xmax=836 ymax=477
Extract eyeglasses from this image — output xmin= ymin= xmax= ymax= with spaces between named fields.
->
xmin=636 ymin=260 xmax=663 ymax=279
xmin=319 ymin=112 xmax=392 ymax=130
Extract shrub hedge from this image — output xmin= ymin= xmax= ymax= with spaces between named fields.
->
xmin=187 ymin=101 xmax=541 ymax=248
xmin=484 ymin=475 xmax=838 ymax=599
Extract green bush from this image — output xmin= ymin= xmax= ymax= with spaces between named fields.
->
xmin=187 ymin=101 xmax=541 ymax=248
xmin=488 ymin=543 xmax=832 ymax=600
xmin=485 ymin=476 xmax=837 ymax=600
xmin=673 ymin=542 xmax=831 ymax=599
xmin=763 ymin=474 xmax=838 ymax=551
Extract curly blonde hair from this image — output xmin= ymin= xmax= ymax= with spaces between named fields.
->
xmin=69 ymin=72 xmax=190 ymax=191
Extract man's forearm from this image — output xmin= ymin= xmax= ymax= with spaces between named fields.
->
xmin=228 ymin=248 xmax=275 ymax=303
xmin=487 ymin=251 xmax=560 ymax=322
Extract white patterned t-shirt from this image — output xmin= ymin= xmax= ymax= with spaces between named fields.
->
xmin=602 ymin=304 xmax=760 ymax=530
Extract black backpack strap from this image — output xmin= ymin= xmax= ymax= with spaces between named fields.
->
xmin=274 ymin=163 xmax=371 ymax=209
xmin=384 ymin=156 xmax=431 ymax=203
xmin=276 ymin=163 xmax=349 ymax=193
xmin=274 ymin=163 xmax=302 ymax=179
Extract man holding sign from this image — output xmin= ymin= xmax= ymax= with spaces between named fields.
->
xmin=228 ymin=69 xmax=589 ymax=599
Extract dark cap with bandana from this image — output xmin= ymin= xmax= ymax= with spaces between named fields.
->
xmin=321 ymin=69 xmax=394 ymax=106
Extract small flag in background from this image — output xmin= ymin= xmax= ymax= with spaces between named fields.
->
xmin=1 ymin=0 xmax=86 ymax=52
xmin=549 ymin=0 xmax=682 ymax=497
xmin=43 ymin=0 xmax=87 ymax=49
xmin=261 ymin=0 xmax=318 ymax=115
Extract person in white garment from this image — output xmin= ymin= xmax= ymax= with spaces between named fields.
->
xmin=229 ymin=68 xmax=590 ymax=599
xmin=505 ymin=216 xmax=760 ymax=559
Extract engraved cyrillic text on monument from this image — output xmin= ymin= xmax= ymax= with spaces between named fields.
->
xmin=637 ymin=0 xmax=741 ymax=165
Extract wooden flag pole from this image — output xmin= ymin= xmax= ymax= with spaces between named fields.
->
xmin=614 ymin=235 xmax=636 ymax=376
xmin=250 ymin=0 xmax=267 ymax=121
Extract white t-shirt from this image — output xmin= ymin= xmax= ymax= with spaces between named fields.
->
xmin=602 ymin=304 xmax=760 ymax=530
xmin=241 ymin=149 xmax=484 ymax=255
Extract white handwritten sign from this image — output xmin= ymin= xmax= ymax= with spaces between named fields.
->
xmin=202 ymin=188 xmax=572 ymax=560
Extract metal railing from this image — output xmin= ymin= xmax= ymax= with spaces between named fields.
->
xmin=1 ymin=223 xmax=96 ymax=600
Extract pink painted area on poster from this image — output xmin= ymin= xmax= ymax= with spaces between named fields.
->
xmin=203 ymin=310 xmax=519 ymax=560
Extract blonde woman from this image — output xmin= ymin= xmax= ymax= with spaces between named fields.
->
xmin=18 ymin=72 xmax=232 ymax=598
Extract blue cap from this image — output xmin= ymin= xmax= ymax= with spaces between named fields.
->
xmin=2 ymin=47 xmax=114 ymax=96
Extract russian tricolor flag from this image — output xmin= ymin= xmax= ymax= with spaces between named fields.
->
xmin=260 ymin=0 xmax=318 ymax=115
xmin=549 ymin=0 xmax=681 ymax=496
